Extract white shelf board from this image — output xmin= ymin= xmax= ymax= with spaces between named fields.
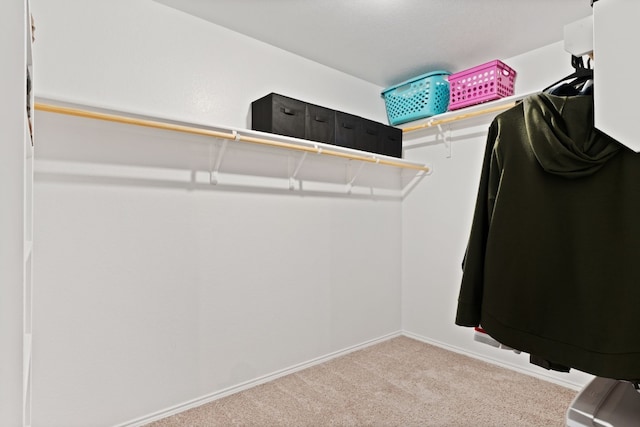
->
xmin=35 ymin=97 xmax=430 ymax=194
xmin=399 ymin=91 xmax=538 ymax=145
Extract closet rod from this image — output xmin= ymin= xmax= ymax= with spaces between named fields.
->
xmin=34 ymin=103 xmax=430 ymax=172
xmin=402 ymin=102 xmax=516 ymax=133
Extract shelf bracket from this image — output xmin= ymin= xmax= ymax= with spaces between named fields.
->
xmin=210 ymin=139 xmax=229 ymax=185
xmin=346 ymin=160 xmax=366 ymax=194
xmin=436 ymin=124 xmax=452 ymax=158
xmin=288 ymin=152 xmax=308 ymax=190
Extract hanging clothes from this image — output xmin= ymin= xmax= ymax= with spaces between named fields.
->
xmin=455 ymin=92 xmax=640 ymax=380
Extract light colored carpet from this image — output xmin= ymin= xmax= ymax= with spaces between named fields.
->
xmin=146 ymin=336 xmax=577 ymax=426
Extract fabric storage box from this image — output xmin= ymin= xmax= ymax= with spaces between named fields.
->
xmin=448 ymin=60 xmax=516 ymax=110
xmin=356 ymin=120 xmax=403 ymax=158
xmin=251 ymin=93 xmax=306 ymax=139
xmin=355 ymin=119 xmax=403 ymax=158
xmin=381 ymin=70 xmax=451 ymax=126
xmin=357 ymin=118 xmax=383 ymax=153
xmin=334 ymin=111 xmax=359 ymax=150
xmin=252 ymin=93 xmax=402 ymax=157
xmin=379 ymin=126 xmax=402 ymax=158
xmin=305 ymin=103 xmax=335 ymax=144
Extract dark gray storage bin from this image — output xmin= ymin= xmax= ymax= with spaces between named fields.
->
xmin=334 ymin=111 xmax=359 ymax=150
xmin=305 ymin=104 xmax=335 ymax=144
xmin=357 ymin=118 xmax=382 ymax=153
xmin=379 ymin=126 xmax=403 ymax=158
xmin=251 ymin=93 xmax=403 ymax=158
xmin=251 ymin=93 xmax=306 ymax=139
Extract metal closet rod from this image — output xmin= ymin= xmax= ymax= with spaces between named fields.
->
xmin=401 ymin=102 xmax=517 ymax=133
xmin=34 ymin=102 xmax=430 ymax=172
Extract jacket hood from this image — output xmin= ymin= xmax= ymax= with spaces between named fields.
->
xmin=523 ymin=93 xmax=621 ymax=178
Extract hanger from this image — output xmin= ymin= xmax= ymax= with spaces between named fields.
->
xmin=543 ymin=55 xmax=594 ymax=96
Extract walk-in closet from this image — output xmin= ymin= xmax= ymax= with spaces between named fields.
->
xmin=4 ymin=1 xmax=639 ymax=426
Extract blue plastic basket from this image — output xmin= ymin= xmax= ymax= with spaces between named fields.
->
xmin=381 ymin=71 xmax=451 ymax=126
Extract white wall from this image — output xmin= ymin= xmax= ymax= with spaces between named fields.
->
xmin=31 ymin=1 xmax=401 ymax=426
xmin=1 ymin=1 xmax=30 ymax=425
xmin=401 ymin=42 xmax=595 ymax=389
xmin=31 ymin=0 xmax=388 ymax=128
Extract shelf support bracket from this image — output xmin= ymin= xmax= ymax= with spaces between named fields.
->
xmin=289 ymin=152 xmax=308 ymax=190
xmin=436 ymin=124 xmax=452 ymax=158
xmin=210 ymin=139 xmax=229 ymax=185
xmin=346 ymin=160 xmax=366 ymax=194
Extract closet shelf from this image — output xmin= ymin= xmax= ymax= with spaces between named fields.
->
xmin=34 ymin=102 xmax=429 ymax=173
xmin=398 ymin=91 xmax=536 ymax=134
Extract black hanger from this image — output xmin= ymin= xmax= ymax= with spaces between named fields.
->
xmin=543 ymin=55 xmax=594 ymax=96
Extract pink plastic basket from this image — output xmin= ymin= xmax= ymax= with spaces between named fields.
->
xmin=448 ymin=60 xmax=516 ymax=111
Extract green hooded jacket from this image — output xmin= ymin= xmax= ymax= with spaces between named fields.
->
xmin=456 ymin=93 xmax=640 ymax=380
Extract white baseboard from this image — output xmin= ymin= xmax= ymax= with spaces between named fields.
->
xmin=402 ymin=331 xmax=590 ymax=391
xmin=116 ymin=331 xmax=403 ymax=427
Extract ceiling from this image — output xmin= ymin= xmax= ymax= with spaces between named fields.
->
xmin=154 ymin=0 xmax=594 ymax=88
